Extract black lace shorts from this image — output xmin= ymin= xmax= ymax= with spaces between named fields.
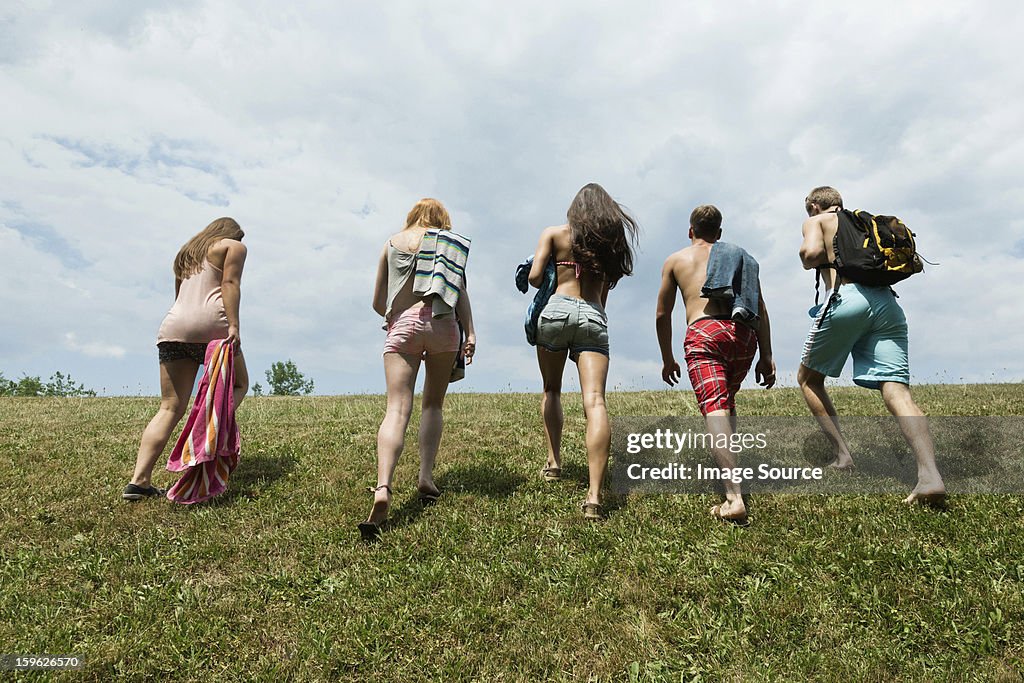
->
xmin=157 ymin=341 xmax=207 ymax=365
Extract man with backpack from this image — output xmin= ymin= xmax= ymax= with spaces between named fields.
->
xmin=797 ymin=186 xmax=945 ymax=505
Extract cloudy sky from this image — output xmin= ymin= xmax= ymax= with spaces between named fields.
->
xmin=2 ymin=1 xmax=1023 ymax=396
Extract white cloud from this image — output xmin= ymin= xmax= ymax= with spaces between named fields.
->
xmin=64 ymin=332 xmax=126 ymax=359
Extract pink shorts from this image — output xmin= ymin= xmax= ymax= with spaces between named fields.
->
xmin=383 ymin=306 xmax=459 ymax=357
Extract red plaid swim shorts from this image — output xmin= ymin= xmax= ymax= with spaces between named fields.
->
xmin=684 ymin=318 xmax=758 ymax=415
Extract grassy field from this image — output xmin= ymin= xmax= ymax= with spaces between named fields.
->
xmin=1 ymin=385 xmax=1023 ymax=681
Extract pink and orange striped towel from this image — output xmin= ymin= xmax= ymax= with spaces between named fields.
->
xmin=166 ymin=339 xmax=240 ymax=504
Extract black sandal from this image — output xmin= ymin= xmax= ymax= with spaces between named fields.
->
xmin=358 ymin=484 xmax=392 ymax=542
xmin=122 ymin=483 xmax=165 ymax=501
xmin=417 ymin=486 xmax=441 ymax=506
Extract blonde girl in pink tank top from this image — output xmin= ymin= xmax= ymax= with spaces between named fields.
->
xmin=123 ymin=217 xmax=250 ymax=500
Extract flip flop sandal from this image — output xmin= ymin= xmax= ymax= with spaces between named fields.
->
xmin=418 ymin=489 xmax=441 ymax=506
xmin=122 ymin=484 xmax=165 ymax=501
xmin=358 ymin=521 xmax=383 ymax=542
xmin=581 ymin=502 xmax=603 ymax=521
xmin=359 ymin=484 xmax=392 ymax=542
xmin=542 ymin=467 xmax=562 ymax=482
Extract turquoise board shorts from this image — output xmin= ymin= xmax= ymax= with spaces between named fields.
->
xmin=801 ymin=283 xmax=910 ymax=389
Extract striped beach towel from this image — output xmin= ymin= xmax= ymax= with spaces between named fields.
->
xmin=166 ymin=339 xmax=240 ymax=504
xmin=412 ymin=228 xmax=471 ymax=315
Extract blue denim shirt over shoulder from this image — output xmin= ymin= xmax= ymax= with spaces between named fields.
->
xmin=515 ymin=255 xmax=556 ymax=345
xmin=701 ymin=241 xmax=761 ymax=325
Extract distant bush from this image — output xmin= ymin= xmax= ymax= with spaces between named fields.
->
xmin=0 ymin=371 xmax=97 ymax=397
xmin=264 ymin=360 xmax=314 ymax=396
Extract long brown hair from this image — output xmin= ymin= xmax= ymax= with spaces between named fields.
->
xmin=173 ymin=217 xmax=244 ymax=278
xmin=567 ymin=183 xmax=639 ymax=288
xmin=405 ymin=198 xmax=452 ymax=231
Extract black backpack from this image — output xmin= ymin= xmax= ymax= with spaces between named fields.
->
xmin=814 ymin=209 xmax=926 ymax=321
xmin=832 ymin=209 xmax=923 ymax=285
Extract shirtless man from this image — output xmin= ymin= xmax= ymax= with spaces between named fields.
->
xmin=656 ymin=205 xmax=775 ymax=524
xmin=798 ymin=186 xmax=945 ymax=505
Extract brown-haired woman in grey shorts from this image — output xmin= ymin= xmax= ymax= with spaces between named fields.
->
xmin=123 ymin=217 xmax=250 ymax=500
xmin=528 ymin=183 xmax=639 ymax=519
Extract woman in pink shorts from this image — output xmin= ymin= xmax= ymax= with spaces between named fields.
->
xmin=360 ymin=198 xmax=476 ymax=540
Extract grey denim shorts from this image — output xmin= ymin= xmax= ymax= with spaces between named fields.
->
xmin=536 ymin=294 xmax=609 ymax=360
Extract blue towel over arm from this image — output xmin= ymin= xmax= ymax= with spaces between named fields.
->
xmin=515 ymin=255 xmax=556 ymax=345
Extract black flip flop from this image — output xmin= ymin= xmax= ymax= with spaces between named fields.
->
xmin=418 ymin=489 xmax=441 ymax=506
xmin=358 ymin=522 xmax=382 ymax=543
xmin=359 ymin=484 xmax=392 ymax=542
xmin=122 ymin=484 xmax=165 ymax=501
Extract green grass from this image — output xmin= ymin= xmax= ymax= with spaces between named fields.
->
xmin=1 ymin=385 xmax=1023 ymax=681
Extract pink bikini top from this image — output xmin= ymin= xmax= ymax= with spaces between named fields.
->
xmin=556 ymin=260 xmax=582 ymax=279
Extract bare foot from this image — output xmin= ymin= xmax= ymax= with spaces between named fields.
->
xmin=903 ymin=484 xmax=947 ymax=508
xmin=710 ymin=499 xmax=748 ymax=526
xmin=829 ymin=455 xmax=856 ymax=470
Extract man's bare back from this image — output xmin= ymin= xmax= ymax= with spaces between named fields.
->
xmin=655 ymin=224 xmax=773 ymax=391
xmin=663 ymin=243 xmax=732 ymax=325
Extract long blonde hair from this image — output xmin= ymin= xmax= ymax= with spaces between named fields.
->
xmin=173 ymin=217 xmax=244 ymax=278
xmin=405 ymin=198 xmax=451 ymax=231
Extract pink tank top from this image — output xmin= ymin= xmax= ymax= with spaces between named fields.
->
xmin=156 ymin=260 xmax=230 ymax=343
